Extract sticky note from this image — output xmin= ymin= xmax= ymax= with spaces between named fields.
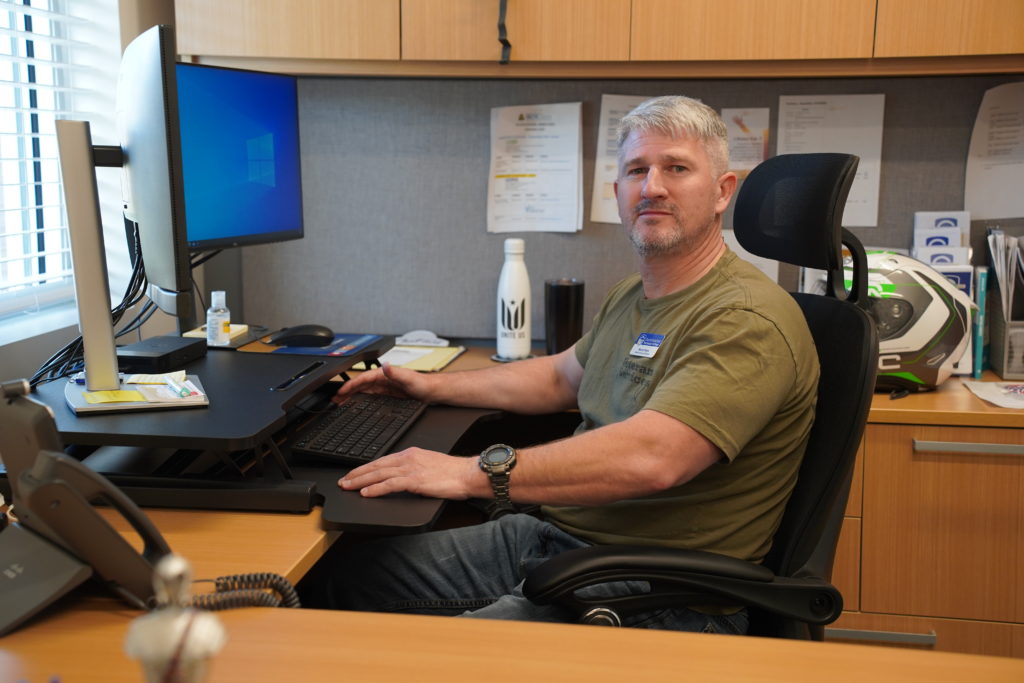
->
xmin=82 ymin=390 xmax=146 ymax=404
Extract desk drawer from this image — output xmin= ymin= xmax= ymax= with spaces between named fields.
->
xmin=860 ymin=424 xmax=1024 ymax=622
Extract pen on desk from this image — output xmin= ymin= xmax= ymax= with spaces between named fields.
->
xmin=271 ymin=360 xmax=326 ymax=391
xmin=164 ymin=375 xmax=191 ymax=397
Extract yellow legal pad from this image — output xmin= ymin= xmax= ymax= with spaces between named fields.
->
xmin=353 ymin=345 xmax=466 ymax=372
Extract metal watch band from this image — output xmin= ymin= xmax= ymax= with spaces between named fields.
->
xmin=489 ymin=471 xmax=512 ymax=506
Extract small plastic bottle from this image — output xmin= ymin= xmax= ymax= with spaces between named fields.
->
xmin=496 ymin=238 xmax=531 ymax=360
xmin=206 ymin=290 xmax=231 ymax=346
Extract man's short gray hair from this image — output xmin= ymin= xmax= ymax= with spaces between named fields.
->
xmin=617 ymin=95 xmax=730 ymax=177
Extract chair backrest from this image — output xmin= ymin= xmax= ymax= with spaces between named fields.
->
xmin=733 ymin=153 xmax=879 ymax=639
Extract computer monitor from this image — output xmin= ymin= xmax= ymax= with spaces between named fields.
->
xmin=47 ymin=25 xmax=306 ymax=388
xmin=111 ymin=25 xmax=306 ymax=327
xmin=117 ymin=24 xmax=196 ymax=332
xmin=176 ymin=63 xmax=303 ymax=251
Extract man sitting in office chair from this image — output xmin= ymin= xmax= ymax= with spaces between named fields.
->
xmin=308 ymin=96 xmax=819 ymax=634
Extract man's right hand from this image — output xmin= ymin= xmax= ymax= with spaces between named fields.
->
xmin=333 ymin=363 xmax=434 ymax=405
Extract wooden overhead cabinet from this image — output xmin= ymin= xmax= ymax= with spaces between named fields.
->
xmin=401 ymin=0 xmax=631 ymax=61
xmin=629 ymin=0 xmax=876 ymax=61
xmin=174 ymin=0 xmax=1022 ymax=76
xmin=175 ymin=0 xmax=400 ymax=60
xmin=875 ymin=0 xmax=1024 ymax=57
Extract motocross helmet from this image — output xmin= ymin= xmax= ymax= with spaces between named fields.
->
xmin=861 ymin=251 xmax=974 ymax=392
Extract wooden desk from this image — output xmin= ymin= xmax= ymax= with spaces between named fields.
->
xmin=3 ymin=605 xmax=1023 ymax=682
xmin=867 ymin=372 xmax=1024 ymax=428
xmin=5 ymin=345 xmax=1022 ymax=673
xmin=833 ymin=375 xmax=1024 ymax=656
xmin=99 ymin=506 xmax=339 ymax=586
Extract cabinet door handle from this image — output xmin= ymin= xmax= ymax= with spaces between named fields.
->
xmin=912 ymin=440 xmax=1024 ymax=456
xmin=826 ymin=627 xmax=937 ymax=646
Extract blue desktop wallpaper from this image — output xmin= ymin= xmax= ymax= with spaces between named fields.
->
xmin=176 ymin=64 xmax=303 ymax=247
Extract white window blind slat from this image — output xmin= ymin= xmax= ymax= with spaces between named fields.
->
xmin=0 ymin=0 xmax=121 ymax=321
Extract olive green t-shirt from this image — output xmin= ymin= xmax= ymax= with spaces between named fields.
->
xmin=543 ymin=249 xmax=819 ymax=563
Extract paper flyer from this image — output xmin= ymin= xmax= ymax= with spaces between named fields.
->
xmin=722 ymin=108 xmax=770 ymax=179
xmin=590 ymin=94 xmax=650 ymax=224
xmin=487 ymin=102 xmax=583 ymax=233
xmin=777 ymin=94 xmax=885 ymax=227
xmin=964 ymin=82 xmax=1024 ymax=220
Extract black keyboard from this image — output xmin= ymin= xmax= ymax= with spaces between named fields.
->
xmin=290 ymin=393 xmax=427 ymax=466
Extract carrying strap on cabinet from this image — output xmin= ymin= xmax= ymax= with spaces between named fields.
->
xmin=498 ymin=0 xmax=511 ymax=64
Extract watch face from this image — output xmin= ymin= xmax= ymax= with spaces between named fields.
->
xmin=482 ymin=445 xmax=512 ymax=466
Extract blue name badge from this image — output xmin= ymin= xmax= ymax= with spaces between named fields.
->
xmin=630 ymin=333 xmax=665 ymax=358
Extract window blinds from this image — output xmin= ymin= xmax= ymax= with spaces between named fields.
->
xmin=0 ymin=0 xmax=119 ymax=321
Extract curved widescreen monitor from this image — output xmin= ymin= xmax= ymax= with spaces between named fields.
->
xmin=176 ymin=63 xmax=304 ymax=251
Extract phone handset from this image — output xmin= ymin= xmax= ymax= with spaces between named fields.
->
xmin=17 ymin=450 xmax=172 ymax=609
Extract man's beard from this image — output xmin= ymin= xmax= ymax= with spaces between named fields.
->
xmin=627 ymin=200 xmax=710 ymax=257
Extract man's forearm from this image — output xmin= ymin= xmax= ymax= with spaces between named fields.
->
xmin=465 ymin=409 xmax=721 ymax=506
xmin=428 ymin=352 xmax=580 ymax=415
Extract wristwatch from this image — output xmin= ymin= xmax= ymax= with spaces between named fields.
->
xmin=479 ymin=443 xmax=517 ymax=508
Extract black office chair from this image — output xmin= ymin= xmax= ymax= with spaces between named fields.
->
xmin=522 ymin=153 xmax=879 ymax=640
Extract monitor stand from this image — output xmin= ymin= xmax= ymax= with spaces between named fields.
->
xmin=55 ymin=119 xmax=120 ymax=393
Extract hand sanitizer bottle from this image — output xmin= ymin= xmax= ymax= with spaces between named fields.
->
xmin=206 ymin=291 xmax=231 ymax=347
xmin=496 ymin=238 xmax=531 ymax=360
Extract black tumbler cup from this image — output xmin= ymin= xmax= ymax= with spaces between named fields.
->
xmin=544 ymin=278 xmax=584 ymax=356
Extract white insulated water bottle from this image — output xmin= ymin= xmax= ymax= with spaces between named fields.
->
xmin=496 ymin=238 xmax=531 ymax=360
xmin=206 ymin=290 xmax=231 ymax=346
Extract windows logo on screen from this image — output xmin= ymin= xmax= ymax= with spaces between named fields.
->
xmin=247 ymin=133 xmax=276 ymax=186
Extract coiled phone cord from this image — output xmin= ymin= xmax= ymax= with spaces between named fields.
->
xmin=191 ymin=572 xmax=301 ymax=611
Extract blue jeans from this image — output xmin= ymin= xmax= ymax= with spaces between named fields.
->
xmin=308 ymin=513 xmax=748 ymax=634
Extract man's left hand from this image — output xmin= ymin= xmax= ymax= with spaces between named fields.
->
xmin=338 ymin=448 xmax=484 ymax=499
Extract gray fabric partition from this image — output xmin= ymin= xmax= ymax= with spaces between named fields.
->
xmin=237 ymin=74 xmax=1022 ymax=340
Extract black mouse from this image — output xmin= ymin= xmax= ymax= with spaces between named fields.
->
xmin=264 ymin=324 xmax=335 ymax=347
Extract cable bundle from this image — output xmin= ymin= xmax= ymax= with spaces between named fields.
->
xmin=29 ymin=221 xmax=223 ymax=388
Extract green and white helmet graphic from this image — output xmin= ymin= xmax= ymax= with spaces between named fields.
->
xmin=858 ymin=251 xmax=974 ymax=392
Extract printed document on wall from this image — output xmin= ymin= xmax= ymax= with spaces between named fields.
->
xmin=777 ymin=94 xmax=885 ymax=227
xmin=965 ymin=82 xmax=1024 ymax=221
xmin=590 ymin=94 xmax=649 ymax=224
xmin=722 ymin=108 xmax=770 ymax=179
xmin=487 ymin=102 xmax=582 ymax=233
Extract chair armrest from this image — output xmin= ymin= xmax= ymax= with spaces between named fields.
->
xmin=522 ymin=545 xmax=842 ymax=626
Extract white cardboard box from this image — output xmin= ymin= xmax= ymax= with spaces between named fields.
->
xmin=911 ymin=246 xmax=971 ymax=265
xmin=913 ymin=226 xmax=963 ymax=248
xmin=914 ymin=210 xmax=970 ymax=246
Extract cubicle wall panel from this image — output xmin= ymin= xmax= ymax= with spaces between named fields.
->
xmin=239 ymin=74 xmax=1021 ymax=339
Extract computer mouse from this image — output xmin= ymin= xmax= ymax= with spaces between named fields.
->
xmin=264 ymin=324 xmax=335 ymax=347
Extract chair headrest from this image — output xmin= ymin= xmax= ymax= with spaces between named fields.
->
xmin=733 ymin=153 xmax=866 ymax=304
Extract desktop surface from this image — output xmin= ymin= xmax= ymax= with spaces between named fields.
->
xmin=20 ymin=342 xmax=500 ymax=531
xmin=4 ymin=605 xmax=1023 ymax=682
xmin=32 ymin=350 xmax=359 ymax=451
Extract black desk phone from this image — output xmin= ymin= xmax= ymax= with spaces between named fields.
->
xmin=0 ymin=379 xmax=302 ymax=636
xmin=0 ymin=379 xmax=171 ymax=636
